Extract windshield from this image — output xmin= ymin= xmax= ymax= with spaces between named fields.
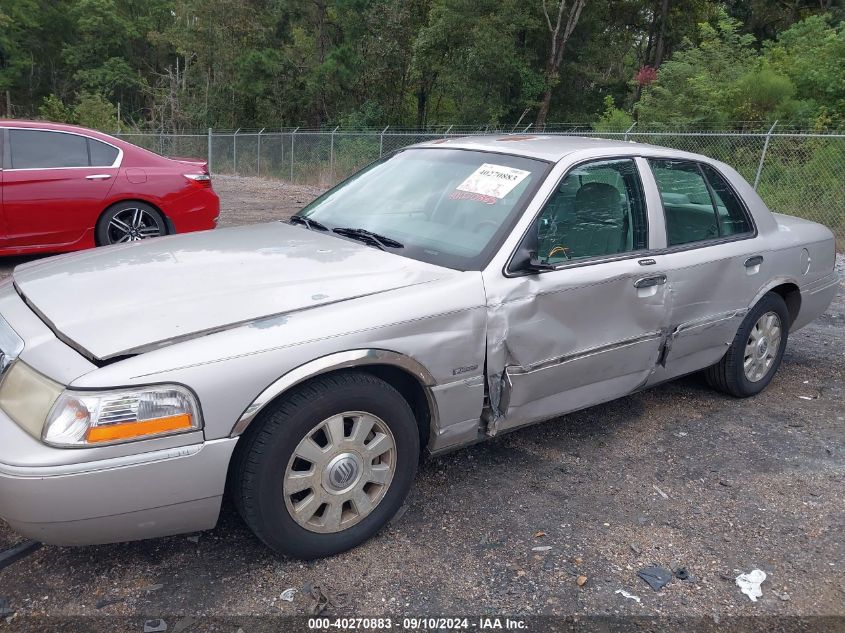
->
xmin=297 ymin=148 xmax=549 ymax=270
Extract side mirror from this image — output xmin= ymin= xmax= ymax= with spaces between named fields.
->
xmin=527 ymin=252 xmax=556 ymax=272
xmin=510 ymin=219 xmax=556 ymax=274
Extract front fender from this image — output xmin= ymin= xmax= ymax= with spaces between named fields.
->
xmin=229 ymin=348 xmax=438 ymax=436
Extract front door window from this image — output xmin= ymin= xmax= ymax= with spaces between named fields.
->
xmin=535 ymin=158 xmax=648 ymax=264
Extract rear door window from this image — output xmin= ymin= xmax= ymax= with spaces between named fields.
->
xmin=9 ymin=129 xmax=90 ymax=169
xmin=648 ymin=159 xmax=752 ymax=246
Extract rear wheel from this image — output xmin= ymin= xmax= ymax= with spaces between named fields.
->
xmin=705 ymin=292 xmax=790 ymax=397
xmin=96 ymin=202 xmax=167 ymax=245
xmin=231 ymin=372 xmax=420 ymax=558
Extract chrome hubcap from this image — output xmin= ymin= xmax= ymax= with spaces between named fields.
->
xmin=744 ymin=311 xmax=782 ymax=382
xmin=108 ymin=208 xmax=162 ymax=243
xmin=283 ymin=411 xmax=396 ymax=534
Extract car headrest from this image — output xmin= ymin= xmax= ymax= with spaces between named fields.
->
xmin=575 ymin=182 xmax=623 ymax=222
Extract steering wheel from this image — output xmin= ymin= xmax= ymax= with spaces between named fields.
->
xmin=474 ymin=220 xmax=499 ymax=234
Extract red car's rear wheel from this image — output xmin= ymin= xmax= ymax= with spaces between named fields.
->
xmin=96 ymin=202 xmax=167 ymax=245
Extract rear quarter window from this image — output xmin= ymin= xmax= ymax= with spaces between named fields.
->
xmin=699 ymin=164 xmax=752 ymax=236
xmin=88 ymin=138 xmax=119 ymax=166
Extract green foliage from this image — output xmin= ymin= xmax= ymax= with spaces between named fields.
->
xmin=0 ymin=0 xmax=842 ymax=129
xmin=36 ymin=92 xmax=118 ymax=131
xmin=637 ymin=12 xmax=845 ymax=130
xmin=764 ymin=15 xmax=845 ymax=130
xmin=73 ymin=92 xmax=118 ymax=131
xmin=636 ymin=14 xmax=757 ymax=128
xmin=38 ymin=94 xmax=74 ymax=123
xmin=593 ymin=96 xmax=633 ymax=132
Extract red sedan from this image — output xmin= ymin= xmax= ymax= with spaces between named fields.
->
xmin=0 ymin=120 xmax=219 ymax=255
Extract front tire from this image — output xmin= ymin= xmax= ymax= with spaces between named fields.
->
xmin=705 ymin=291 xmax=790 ymax=397
xmin=231 ymin=372 xmax=420 ymax=559
xmin=96 ymin=202 xmax=167 ymax=245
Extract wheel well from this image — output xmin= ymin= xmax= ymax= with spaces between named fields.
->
xmin=359 ymin=365 xmax=432 ymax=451
xmin=95 ymin=199 xmax=170 ymax=245
xmin=236 ymin=365 xmax=433 ymax=452
xmin=769 ymin=282 xmax=801 ymax=326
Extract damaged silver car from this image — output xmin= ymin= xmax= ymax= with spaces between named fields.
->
xmin=0 ymin=135 xmax=837 ymax=558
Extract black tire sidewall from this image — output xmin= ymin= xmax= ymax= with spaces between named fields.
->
xmin=247 ymin=376 xmax=419 ymax=558
xmin=731 ymin=293 xmax=790 ymax=396
xmin=96 ymin=202 xmax=166 ymax=245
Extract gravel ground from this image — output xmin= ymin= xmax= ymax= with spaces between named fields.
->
xmin=0 ymin=176 xmax=843 ymax=626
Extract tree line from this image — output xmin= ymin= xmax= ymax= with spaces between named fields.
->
xmin=1 ymin=0 xmax=843 ymax=132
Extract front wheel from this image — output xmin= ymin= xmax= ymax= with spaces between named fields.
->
xmin=704 ymin=292 xmax=790 ymax=397
xmin=96 ymin=202 xmax=167 ymax=245
xmin=231 ymin=372 xmax=420 ymax=558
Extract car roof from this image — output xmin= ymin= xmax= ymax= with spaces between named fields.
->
xmin=0 ymin=119 xmax=125 ymax=144
xmin=412 ymin=134 xmax=700 ymax=163
xmin=1 ymin=119 xmax=95 ymax=133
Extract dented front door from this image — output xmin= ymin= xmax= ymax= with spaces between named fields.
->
xmin=481 ymin=155 xmax=670 ymax=435
xmin=484 ymin=258 xmax=669 ymax=434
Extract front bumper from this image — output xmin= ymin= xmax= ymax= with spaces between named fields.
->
xmin=0 ymin=410 xmax=238 ymax=545
xmin=0 ymin=279 xmax=239 ymax=545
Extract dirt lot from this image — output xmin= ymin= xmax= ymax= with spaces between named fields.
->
xmin=0 ymin=176 xmax=843 ymax=627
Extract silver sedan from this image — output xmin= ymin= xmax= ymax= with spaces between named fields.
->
xmin=0 ymin=135 xmax=837 ymax=558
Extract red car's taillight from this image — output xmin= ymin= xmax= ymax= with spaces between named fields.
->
xmin=184 ymin=173 xmax=212 ymax=188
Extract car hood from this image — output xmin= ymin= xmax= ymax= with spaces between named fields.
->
xmin=12 ymin=223 xmax=452 ymax=361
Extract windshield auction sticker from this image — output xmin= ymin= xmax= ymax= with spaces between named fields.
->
xmin=450 ymin=163 xmax=531 ymax=204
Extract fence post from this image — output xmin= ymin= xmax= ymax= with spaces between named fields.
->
xmin=290 ymin=127 xmax=299 ymax=182
xmin=257 ymin=128 xmax=265 ymax=177
xmin=379 ymin=125 xmax=389 ymax=158
xmin=207 ymin=127 xmax=213 ymax=173
xmin=444 ymin=125 xmax=453 ymax=138
xmin=233 ymin=128 xmax=240 ymax=175
xmin=754 ymin=120 xmax=778 ymax=190
xmin=159 ymin=131 xmax=164 ymax=156
xmin=330 ymin=125 xmax=339 ymax=183
xmin=624 ymin=122 xmax=637 ymax=141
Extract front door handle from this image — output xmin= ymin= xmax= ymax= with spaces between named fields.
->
xmin=633 ymin=274 xmax=667 ymax=289
xmin=745 ymin=255 xmax=764 ymax=268
xmin=85 ymin=174 xmax=112 ymax=181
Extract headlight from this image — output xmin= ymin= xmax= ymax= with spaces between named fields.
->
xmin=0 ymin=362 xmax=63 ymax=438
xmin=43 ymin=385 xmax=201 ymax=447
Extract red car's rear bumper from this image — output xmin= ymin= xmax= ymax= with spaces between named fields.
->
xmin=167 ymin=187 xmax=220 ymax=234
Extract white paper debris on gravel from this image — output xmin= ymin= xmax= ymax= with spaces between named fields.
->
xmin=736 ymin=569 xmax=767 ymax=601
xmin=615 ymin=589 xmax=642 ymax=603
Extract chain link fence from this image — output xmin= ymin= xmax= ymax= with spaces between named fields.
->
xmin=116 ymin=127 xmax=845 ymax=246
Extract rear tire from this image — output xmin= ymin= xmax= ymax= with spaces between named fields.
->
xmin=231 ymin=372 xmax=420 ymax=559
xmin=96 ymin=202 xmax=167 ymax=245
xmin=704 ymin=292 xmax=790 ymax=397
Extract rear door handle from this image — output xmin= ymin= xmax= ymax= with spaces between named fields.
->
xmin=745 ymin=255 xmax=764 ymax=268
xmin=85 ymin=174 xmax=112 ymax=181
xmin=633 ymin=274 xmax=667 ymax=288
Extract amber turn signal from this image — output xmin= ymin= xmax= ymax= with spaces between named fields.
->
xmin=86 ymin=413 xmax=193 ymax=443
